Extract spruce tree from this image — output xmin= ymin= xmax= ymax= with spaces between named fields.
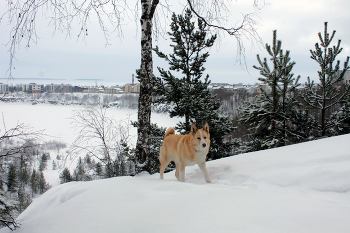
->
xmin=302 ymin=22 xmax=350 ymax=137
xmin=239 ymin=30 xmax=302 ymax=149
xmin=153 ymin=9 xmax=234 ymax=160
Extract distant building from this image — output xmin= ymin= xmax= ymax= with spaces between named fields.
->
xmin=82 ymin=87 xmax=104 ymax=93
xmin=124 ymin=84 xmax=140 ymax=93
xmin=0 ymin=83 xmax=9 ymax=94
xmin=105 ymin=86 xmax=123 ymax=94
xmin=22 ymin=83 xmax=44 ymax=93
xmin=124 ymin=73 xmax=140 ymax=93
xmin=73 ymin=86 xmax=84 ymax=92
xmin=46 ymin=83 xmax=73 ymax=93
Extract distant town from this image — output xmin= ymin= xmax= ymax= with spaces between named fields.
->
xmin=0 ymin=81 xmax=271 ymax=95
xmin=1 ymin=70 xmax=350 ymax=95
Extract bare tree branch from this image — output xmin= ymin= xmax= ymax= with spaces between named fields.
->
xmin=0 ymin=217 xmax=20 ymax=231
xmin=1 ymin=0 xmax=131 ymax=77
xmin=186 ymin=0 xmax=265 ymax=65
xmin=0 ymin=117 xmax=44 ymax=158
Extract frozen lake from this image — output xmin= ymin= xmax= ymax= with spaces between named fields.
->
xmin=0 ymin=102 xmax=182 ymax=147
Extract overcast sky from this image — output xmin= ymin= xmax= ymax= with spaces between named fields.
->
xmin=1 ymin=0 xmax=350 ymax=87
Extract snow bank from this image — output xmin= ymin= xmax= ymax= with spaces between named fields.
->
xmin=1 ymin=134 xmax=350 ymax=233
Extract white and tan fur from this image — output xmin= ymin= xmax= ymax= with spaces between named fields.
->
xmin=159 ymin=122 xmax=211 ymax=183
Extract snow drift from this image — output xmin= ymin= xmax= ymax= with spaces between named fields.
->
xmin=1 ymin=134 xmax=350 ymax=233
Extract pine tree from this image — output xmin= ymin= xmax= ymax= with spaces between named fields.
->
xmin=95 ymin=162 xmax=103 ymax=178
xmin=131 ymin=121 xmax=167 ymax=174
xmin=59 ymin=168 xmax=72 ymax=184
xmin=153 ymin=9 xmax=234 ymax=160
xmin=331 ymin=100 xmax=350 ymax=134
xmin=239 ymin=30 xmax=302 ymax=149
xmin=39 ymin=153 xmax=48 ymax=172
xmin=18 ymin=154 xmax=30 ymax=187
xmin=73 ymin=157 xmax=92 ymax=181
xmin=30 ymin=169 xmax=39 ymax=195
xmin=7 ymin=163 xmax=17 ymax=193
xmin=104 ymin=162 xmax=114 ymax=178
xmin=153 ymin=9 xmax=217 ymax=131
xmin=52 ymin=160 xmax=57 ymax=170
xmin=302 ymin=22 xmax=350 ymax=137
xmin=38 ymin=172 xmax=49 ymax=194
xmin=17 ymin=187 xmax=32 ymax=213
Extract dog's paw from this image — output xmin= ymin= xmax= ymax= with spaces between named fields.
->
xmin=206 ymin=178 xmax=212 ymax=183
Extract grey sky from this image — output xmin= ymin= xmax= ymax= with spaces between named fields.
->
xmin=1 ymin=0 xmax=349 ymax=87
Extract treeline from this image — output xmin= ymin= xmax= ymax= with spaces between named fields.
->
xmin=59 ymin=154 xmax=136 ymax=184
xmin=0 ymin=139 xmax=65 ymax=229
xmin=234 ymin=23 xmax=350 ymax=153
xmin=1 ymin=92 xmax=140 ymax=109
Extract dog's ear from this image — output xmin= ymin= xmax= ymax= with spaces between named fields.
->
xmin=203 ymin=122 xmax=209 ymax=133
xmin=191 ymin=123 xmax=198 ymax=134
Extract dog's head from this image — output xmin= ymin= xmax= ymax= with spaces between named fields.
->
xmin=190 ymin=122 xmax=210 ymax=152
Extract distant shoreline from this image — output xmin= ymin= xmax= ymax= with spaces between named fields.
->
xmin=0 ymin=78 xmax=104 ymax=81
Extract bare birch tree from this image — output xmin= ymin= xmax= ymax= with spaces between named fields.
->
xmin=69 ymin=103 xmax=133 ymax=177
xmin=2 ymin=0 xmax=264 ymax=173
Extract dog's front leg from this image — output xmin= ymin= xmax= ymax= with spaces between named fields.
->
xmin=179 ymin=163 xmax=186 ymax=182
xmin=198 ymin=162 xmax=211 ymax=183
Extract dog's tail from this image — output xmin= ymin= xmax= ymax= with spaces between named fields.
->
xmin=164 ymin=127 xmax=175 ymax=137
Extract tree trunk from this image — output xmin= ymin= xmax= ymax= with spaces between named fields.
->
xmin=321 ymin=104 xmax=326 ymax=137
xmin=272 ymin=69 xmax=277 ymax=137
xmin=136 ymin=0 xmax=158 ymax=173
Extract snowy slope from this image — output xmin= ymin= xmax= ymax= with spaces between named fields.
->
xmin=1 ymin=134 xmax=350 ymax=233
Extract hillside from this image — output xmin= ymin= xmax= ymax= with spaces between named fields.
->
xmin=1 ymin=134 xmax=350 ymax=233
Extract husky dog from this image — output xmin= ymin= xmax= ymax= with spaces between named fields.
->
xmin=159 ymin=122 xmax=211 ymax=183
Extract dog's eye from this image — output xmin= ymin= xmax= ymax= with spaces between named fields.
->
xmin=204 ymin=137 xmax=207 ymax=139
xmin=197 ymin=137 xmax=201 ymax=140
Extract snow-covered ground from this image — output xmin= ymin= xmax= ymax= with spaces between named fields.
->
xmin=1 ymin=102 xmax=350 ymax=232
xmin=3 ymin=133 xmax=350 ymax=232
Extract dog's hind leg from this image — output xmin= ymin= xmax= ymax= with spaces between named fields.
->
xmin=175 ymin=162 xmax=180 ymax=181
xmin=159 ymin=150 xmax=170 ymax=179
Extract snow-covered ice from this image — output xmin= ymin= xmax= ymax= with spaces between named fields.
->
xmin=1 ymin=102 xmax=350 ymax=232
xmin=0 ymin=102 xmax=180 ymax=146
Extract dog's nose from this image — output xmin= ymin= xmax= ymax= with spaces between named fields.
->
xmin=202 ymin=143 xmax=206 ymax=148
